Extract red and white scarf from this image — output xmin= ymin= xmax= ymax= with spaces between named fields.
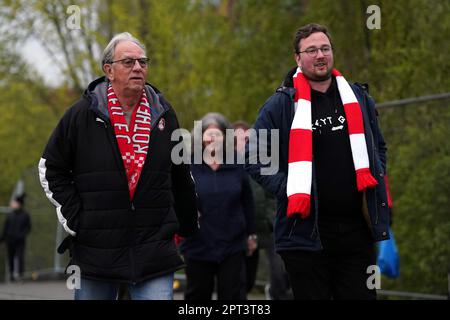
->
xmin=107 ymin=83 xmax=151 ymax=200
xmin=287 ymin=67 xmax=378 ymax=218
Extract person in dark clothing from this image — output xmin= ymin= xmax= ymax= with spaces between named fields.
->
xmin=245 ymin=23 xmax=392 ymax=300
xmin=233 ymin=121 xmax=260 ymax=295
xmin=38 ymin=32 xmax=198 ymax=300
xmin=0 ymin=194 xmax=31 ymax=282
xmin=180 ymin=113 xmax=256 ymax=300
xmin=234 ymin=121 xmax=293 ymax=300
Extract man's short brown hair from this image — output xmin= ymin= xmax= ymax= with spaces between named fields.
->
xmin=293 ymin=23 xmax=332 ymax=54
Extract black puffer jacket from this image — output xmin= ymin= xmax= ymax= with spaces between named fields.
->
xmin=39 ymin=77 xmax=198 ymax=283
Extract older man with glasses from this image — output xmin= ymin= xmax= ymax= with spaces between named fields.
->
xmin=38 ymin=32 xmax=198 ymax=300
xmin=245 ymin=23 xmax=392 ymax=300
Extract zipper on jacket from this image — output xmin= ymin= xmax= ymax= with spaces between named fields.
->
xmin=94 ymin=109 xmax=136 ymax=282
xmin=129 ymin=201 xmax=137 ymax=283
xmin=102 ymin=120 xmax=129 ymax=185
xmin=359 ymin=91 xmax=380 ymax=227
xmin=129 ymin=249 xmax=136 ymax=285
xmin=97 ymin=116 xmax=129 ymax=177
xmin=369 ymin=127 xmax=379 ymax=225
xmin=288 ymin=218 xmax=297 ymax=239
xmin=311 ymin=162 xmax=322 ymax=249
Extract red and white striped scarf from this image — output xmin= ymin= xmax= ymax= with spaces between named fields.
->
xmin=287 ymin=67 xmax=378 ymax=218
xmin=107 ymin=83 xmax=151 ymax=200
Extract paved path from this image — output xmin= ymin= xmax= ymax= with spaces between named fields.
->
xmin=0 ymin=280 xmax=73 ymax=300
xmin=0 ymin=280 xmax=265 ymax=300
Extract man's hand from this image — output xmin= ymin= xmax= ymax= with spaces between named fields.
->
xmin=246 ymin=234 xmax=258 ymax=256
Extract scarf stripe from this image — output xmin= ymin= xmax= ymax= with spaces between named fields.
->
xmin=287 ymin=162 xmax=312 ymax=196
xmin=287 ymin=67 xmax=377 ymax=218
xmin=288 ymin=129 xmax=312 ymax=162
xmin=350 ymin=134 xmax=370 ymax=170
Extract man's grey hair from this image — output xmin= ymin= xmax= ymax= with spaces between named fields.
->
xmin=101 ymin=32 xmax=146 ymax=70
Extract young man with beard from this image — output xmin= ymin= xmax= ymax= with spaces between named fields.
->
xmin=245 ymin=23 xmax=392 ymax=300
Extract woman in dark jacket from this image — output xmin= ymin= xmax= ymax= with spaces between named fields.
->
xmin=180 ymin=113 xmax=256 ymax=300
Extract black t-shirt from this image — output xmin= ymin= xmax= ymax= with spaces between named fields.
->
xmin=311 ymin=77 xmax=364 ymax=224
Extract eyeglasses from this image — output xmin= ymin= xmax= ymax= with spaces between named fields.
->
xmin=109 ymin=57 xmax=150 ymax=68
xmin=298 ymin=45 xmax=332 ymax=57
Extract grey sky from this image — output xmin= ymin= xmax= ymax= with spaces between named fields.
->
xmin=22 ymin=38 xmax=64 ymax=87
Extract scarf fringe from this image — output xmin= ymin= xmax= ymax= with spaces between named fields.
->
xmin=356 ymin=168 xmax=378 ymax=191
xmin=287 ymin=193 xmax=310 ymax=218
xmin=384 ymin=175 xmax=393 ymax=208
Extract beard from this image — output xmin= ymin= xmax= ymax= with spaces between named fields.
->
xmin=302 ymin=59 xmax=333 ymax=82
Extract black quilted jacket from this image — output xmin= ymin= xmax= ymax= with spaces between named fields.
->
xmin=39 ymin=77 xmax=198 ymax=283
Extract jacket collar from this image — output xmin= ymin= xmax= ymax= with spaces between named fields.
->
xmin=83 ymin=76 xmax=168 ymax=129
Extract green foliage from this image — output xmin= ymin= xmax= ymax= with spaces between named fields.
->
xmin=129 ymin=0 xmax=303 ymax=127
xmin=0 ymin=44 xmax=76 ymax=204
xmin=22 ymin=166 xmax=70 ymax=274
xmin=0 ymin=0 xmax=448 ymax=295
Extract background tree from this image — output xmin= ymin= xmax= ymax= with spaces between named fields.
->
xmin=0 ymin=0 xmax=448 ymax=296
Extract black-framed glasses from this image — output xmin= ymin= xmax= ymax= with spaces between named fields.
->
xmin=110 ymin=57 xmax=150 ymax=68
xmin=298 ymin=45 xmax=332 ymax=57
